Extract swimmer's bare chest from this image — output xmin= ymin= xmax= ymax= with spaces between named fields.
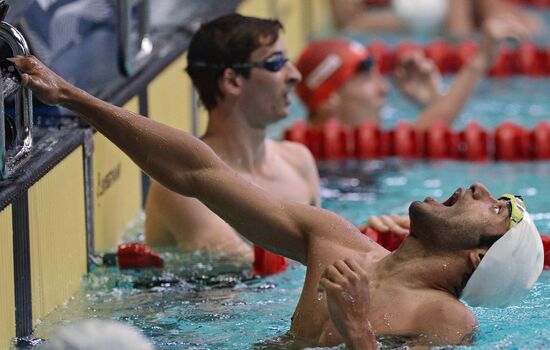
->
xmin=289 ymin=239 xmax=389 ymax=342
xmin=291 ymin=282 xmax=431 ymax=347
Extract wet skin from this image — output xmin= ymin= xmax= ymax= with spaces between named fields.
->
xmin=145 ymin=38 xmax=320 ymax=256
xmin=13 ymin=55 xmax=511 ymax=347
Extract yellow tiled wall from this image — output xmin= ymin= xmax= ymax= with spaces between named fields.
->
xmin=148 ymin=54 xmax=193 ymax=132
xmin=28 ymin=148 xmax=87 ymax=325
xmin=0 ymin=205 xmax=15 ymax=349
xmin=93 ymin=97 xmax=143 ymax=252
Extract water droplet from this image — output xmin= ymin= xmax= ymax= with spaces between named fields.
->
xmin=383 ymin=312 xmax=392 ymax=328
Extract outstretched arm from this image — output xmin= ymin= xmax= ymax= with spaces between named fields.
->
xmin=413 ymin=16 xmax=529 ymax=130
xmin=11 ymin=55 xmax=345 ymax=263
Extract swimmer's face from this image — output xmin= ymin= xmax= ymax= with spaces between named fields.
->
xmin=334 ymin=66 xmax=389 ymax=127
xmin=409 ymin=183 xmax=510 ymax=249
xmin=238 ymin=38 xmax=302 ymax=128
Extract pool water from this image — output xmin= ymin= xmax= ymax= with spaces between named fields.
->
xmin=320 ymin=159 xmax=550 ymax=350
xmin=29 ymin=158 xmax=550 ymax=350
xmin=31 ymin=30 xmax=550 ymax=350
xmin=31 ymin=249 xmax=306 ymax=349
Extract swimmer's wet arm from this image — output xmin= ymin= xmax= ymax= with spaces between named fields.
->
xmin=13 ymin=55 xmax=345 ymax=263
xmin=14 ymin=56 xmax=216 ymax=191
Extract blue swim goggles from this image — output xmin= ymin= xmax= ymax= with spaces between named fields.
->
xmin=188 ymin=52 xmax=289 ymax=72
xmin=499 ymin=193 xmax=526 ymax=229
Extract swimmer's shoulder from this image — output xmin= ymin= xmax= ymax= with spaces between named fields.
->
xmin=272 ymin=139 xmax=317 ymax=174
xmin=273 ymin=139 xmax=320 ymax=204
xmin=413 ymin=297 xmax=477 ymax=346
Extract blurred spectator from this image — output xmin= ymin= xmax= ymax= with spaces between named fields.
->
xmin=39 ymin=319 xmax=155 ymax=350
xmin=330 ymin=0 xmax=544 ymax=38
xmin=330 ymin=0 xmax=406 ymax=33
xmin=446 ymin=0 xmax=545 ymax=38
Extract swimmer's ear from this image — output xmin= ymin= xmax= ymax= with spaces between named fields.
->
xmin=468 ymin=248 xmax=487 ymax=270
xmin=219 ymin=68 xmax=243 ymax=95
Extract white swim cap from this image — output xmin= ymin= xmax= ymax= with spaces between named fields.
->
xmin=392 ymin=0 xmax=449 ymax=33
xmin=461 ymin=195 xmax=544 ymax=308
xmin=40 ymin=319 xmax=155 ymax=350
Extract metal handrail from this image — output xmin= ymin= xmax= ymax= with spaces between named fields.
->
xmin=118 ymin=0 xmax=152 ymax=77
xmin=0 ymin=21 xmax=32 ymax=180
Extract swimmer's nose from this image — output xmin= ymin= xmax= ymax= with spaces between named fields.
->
xmin=470 ymin=183 xmax=490 ymax=200
xmin=286 ymin=61 xmax=302 ymax=85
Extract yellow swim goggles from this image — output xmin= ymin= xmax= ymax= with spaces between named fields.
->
xmin=499 ymin=193 xmax=526 ymax=229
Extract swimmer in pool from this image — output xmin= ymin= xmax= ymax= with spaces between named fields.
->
xmin=143 ymin=13 xmax=402 ymax=260
xmin=12 ymin=54 xmax=543 ymax=349
xmin=144 ymin=14 xmax=320 ymax=261
xmin=295 ymin=15 xmax=529 ymax=130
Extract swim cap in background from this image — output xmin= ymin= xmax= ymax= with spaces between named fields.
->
xmin=40 ymin=319 xmax=154 ymax=350
xmin=295 ymin=39 xmax=371 ymax=113
xmin=461 ymin=195 xmax=544 ymax=308
xmin=391 ymin=0 xmax=449 ymax=33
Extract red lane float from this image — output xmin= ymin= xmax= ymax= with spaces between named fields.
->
xmin=360 ymin=227 xmax=406 ymax=252
xmin=253 ymin=246 xmax=287 ymax=276
xmin=117 ymin=242 xmax=164 ymax=269
xmin=458 ymin=122 xmax=489 ymax=161
xmin=366 ymin=41 xmax=550 ymax=76
xmin=542 ymin=235 xmax=550 ymax=270
xmin=532 ymin=121 xmax=550 ymax=158
xmin=284 ymin=120 xmax=550 ymax=161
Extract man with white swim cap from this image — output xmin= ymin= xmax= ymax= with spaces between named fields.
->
xmin=295 ymin=16 xmax=530 ymax=130
xmin=12 ymin=53 xmax=545 ymax=349
xmin=461 ymin=194 xmax=544 ymax=307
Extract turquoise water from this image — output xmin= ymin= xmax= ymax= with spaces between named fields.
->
xmin=32 ymin=31 xmax=550 ymax=350
xmin=30 ymin=61 xmax=550 ymax=349
xmin=30 ymin=159 xmax=550 ymax=349
xmin=321 ymin=159 xmax=550 ymax=350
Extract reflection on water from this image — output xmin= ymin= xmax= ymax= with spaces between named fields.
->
xmin=31 ymin=158 xmax=550 ymax=349
xmin=32 ymin=250 xmax=304 ymax=350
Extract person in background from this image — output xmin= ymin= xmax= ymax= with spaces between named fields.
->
xmin=10 ymin=54 xmax=544 ymax=347
xmin=295 ymin=16 xmax=529 ymax=130
xmin=143 ymin=14 xmax=320 ymax=261
xmin=446 ymin=0 xmax=545 ymax=39
xmin=330 ymin=0 xmax=544 ymax=38
xmin=143 ymin=13 xmax=405 ymax=259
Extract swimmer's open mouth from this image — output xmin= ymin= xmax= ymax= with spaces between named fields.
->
xmin=283 ymin=91 xmax=291 ymax=105
xmin=442 ymin=188 xmax=463 ymax=207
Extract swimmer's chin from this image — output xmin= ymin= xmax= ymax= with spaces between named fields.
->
xmin=409 ymin=200 xmax=426 ymax=214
